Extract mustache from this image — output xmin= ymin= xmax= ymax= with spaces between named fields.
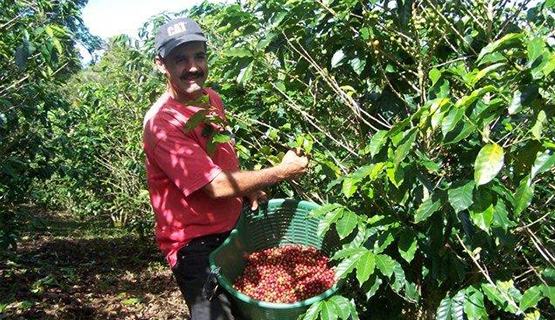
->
xmin=181 ymin=72 xmax=204 ymax=79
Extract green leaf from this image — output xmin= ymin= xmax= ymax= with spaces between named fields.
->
xmin=318 ymin=208 xmax=344 ymax=237
xmin=320 ymin=301 xmax=338 ymax=320
xmin=527 ymin=37 xmax=546 ymax=67
xmin=226 ymin=47 xmax=252 ymax=57
xmin=481 ymin=283 xmax=511 ymax=311
xmin=451 ymin=290 xmax=465 ymax=320
xmin=184 ymin=109 xmax=208 ymax=132
xmin=387 ymin=165 xmax=405 ymax=189
xmin=441 ymin=106 xmax=465 ymax=137
xmin=350 ymin=58 xmax=366 ymax=75
xmin=436 ymin=296 xmax=452 ymax=320
xmin=391 ymin=261 xmax=406 ymax=293
xmin=470 ymin=63 xmax=505 ymax=87
xmin=474 ymin=143 xmax=504 ymax=186
xmin=531 ymin=150 xmax=555 ymax=180
xmin=342 ymin=178 xmax=359 ymax=198
xmin=368 ymin=130 xmax=388 ymax=157
xmin=394 ymin=128 xmax=417 ymax=166
xmin=329 ymin=296 xmax=351 ymax=320
xmin=492 ymin=199 xmax=511 ymax=232
xmin=212 ymin=133 xmax=231 ymax=143
xmin=542 ymin=268 xmax=555 ymax=286
xmin=531 ymin=110 xmax=546 ymax=140
xmin=331 ymin=50 xmax=346 ymax=68
xmin=331 ymin=247 xmax=365 ymax=260
xmin=300 ymin=300 xmax=323 ymax=320
xmin=477 ymin=33 xmax=523 ymax=62
xmin=374 ymin=232 xmax=395 ymax=254
xmin=335 ymin=252 xmax=363 ymax=279
xmin=454 ymin=85 xmax=495 ymax=109
xmin=335 ymin=211 xmax=358 ymax=239
xmin=414 ymin=195 xmax=442 ymax=224
xmin=375 ymin=254 xmax=395 ymax=278
xmin=398 ymin=230 xmax=417 ymax=263
xmin=310 ymin=203 xmax=342 ymax=218
xmin=542 ymin=285 xmax=555 ymax=308
xmin=430 ymin=68 xmax=441 ymax=85
xmin=356 ymin=251 xmax=376 ymax=286
xmin=448 ymin=180 xmax=476 ymax=213
xmin=237 ymin=61 xmax=254 ymax=85
xmin=465 ymin=286 xmax=488 ymax=320
xmin=520 ymin=285 xmax=543 ymax=311
xmin=514 ymin=175 xmax=535 ymax=217
xmin=469 ymin=188 xmax=494 ymax=232
xmin=544 ymin=52 xmax=555 ymax=77
xmin=362 ymin=275 xmax=382 ymax=300
xmin=349 ymin=300 xmax=360 ymax=320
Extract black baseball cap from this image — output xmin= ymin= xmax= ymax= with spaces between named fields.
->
xmin=155 ymin=17 xmax=207 ymax=59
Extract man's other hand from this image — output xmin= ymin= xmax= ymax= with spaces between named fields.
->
xmin=278 ymin=149 xmax=309 ymax=180
xmin=247 ymin=190 xmax=268 ymax=211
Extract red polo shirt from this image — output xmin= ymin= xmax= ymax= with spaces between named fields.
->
xmin=143 ymin=88 xmax=242 ymax=268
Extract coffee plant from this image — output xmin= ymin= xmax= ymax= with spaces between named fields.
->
xmin=183 ymin=0 xmax=555 ymax=319
xmin=0 ymin=0 xmax=100 ymax=252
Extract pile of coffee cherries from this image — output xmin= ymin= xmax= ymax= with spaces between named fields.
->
xmin=233 ymin=244 xmax=336 ymax=303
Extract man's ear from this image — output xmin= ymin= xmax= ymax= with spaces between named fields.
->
xmin=154 ymin=56 xmax=167 ymax=74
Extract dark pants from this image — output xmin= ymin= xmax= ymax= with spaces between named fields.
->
xmin=172 ymin=232 xmax=237 ymax=320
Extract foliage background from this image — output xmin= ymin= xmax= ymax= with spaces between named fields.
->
xmin=2 ymin=0 xmax=555 ymax=319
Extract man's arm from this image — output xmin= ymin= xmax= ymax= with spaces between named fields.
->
xmin=201 ymin=150 xmax=308 ymax=199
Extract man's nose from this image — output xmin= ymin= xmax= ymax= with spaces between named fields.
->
xmin=186 ymin=59 xmax=199 ymax=72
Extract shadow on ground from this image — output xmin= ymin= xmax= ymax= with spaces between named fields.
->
xmin=0 ymin=209 xmax=189 ymax=320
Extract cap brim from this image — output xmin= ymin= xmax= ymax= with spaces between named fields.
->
xmin=158 ymin=34 xmax=207 ymax=59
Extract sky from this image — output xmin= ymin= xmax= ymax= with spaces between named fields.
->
xmin=80 ymin=0 xmax=227 ymax=62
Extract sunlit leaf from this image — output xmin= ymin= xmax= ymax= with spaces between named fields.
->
xmin=356 ymin=251 xmax=375 ymax=286
xmin=531 ymin=150 xmax=555 ymax=180
xmin=436 ymin=296 xmax=452 ymax=320
xmin=335 ymin=252 xmax=363 ymax=279
xmin=394 ymin=128 xmax=417 ymax=166
xmin=329 ymin=296 xmax=351 ymax=320
xmin=414 ymin=195 xmax=442 ymax=223
xmin=318 ymin=208 xmax=344 ymax=237
xmin=331 ymin=50 xmax=346 ymax=68
xmin=448 ymin=180 xmax=475 ymax=213
xmin=520 ymin=285 xmax=543 ymax=311
xmin=335 ymin=210 xmax=358 ymax=239
xmin=451 ymin=290 xmax=465 ymax=320
xmin=464 ymin=286 xmax=488 ymax=320
xmin=301 ymin=301 xmax=322 ymax=320
xmin=375 ymin=254 xmax=395 ymax=278
xmin=474 ymin=144 xmax=504 ymax=185
xmin=514 ymin=175 xmax=535 ymax=217
xmin=368 ymin=130 xmax=388 ymax=157
xmin=398 ymin=230 xmax=417 ymax=263
xmin=184 ymin=109 xmax=208 ymax=132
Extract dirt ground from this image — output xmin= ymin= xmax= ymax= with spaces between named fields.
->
xmin=0 ymin=209 xmax=189 ymax=320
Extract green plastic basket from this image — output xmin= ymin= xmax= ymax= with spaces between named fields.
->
xmin=208 ymin=199 xmax=341 ymax=320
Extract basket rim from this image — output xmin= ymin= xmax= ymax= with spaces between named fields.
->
xmin=208 ymin=198 xmax=341 ymax=309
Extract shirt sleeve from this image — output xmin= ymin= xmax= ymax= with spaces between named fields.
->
xmin=152 ymin=126 xmax=222 ymax=197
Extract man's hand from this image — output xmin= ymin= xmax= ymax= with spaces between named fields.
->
xmin=278 ymin=149 xmax=309 ymax=180
xmin=247 ymin=190 xmax=268 ymax=211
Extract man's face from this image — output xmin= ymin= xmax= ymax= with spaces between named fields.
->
xmin=157 ymin=41 xmax=208 ymax=101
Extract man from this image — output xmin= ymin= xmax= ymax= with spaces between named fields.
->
xmin=142 ymin=17 xmax=309 ymax=320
